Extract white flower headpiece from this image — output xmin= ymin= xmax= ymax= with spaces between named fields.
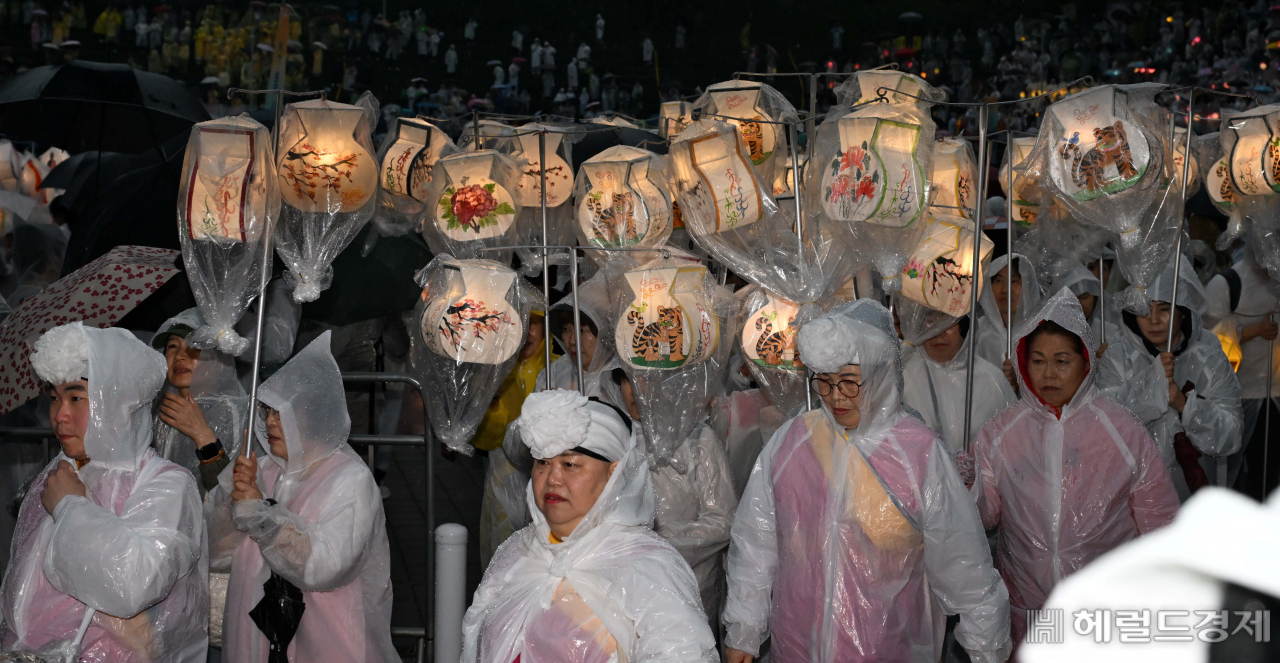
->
xmin=30 ymin=323 xmax=90 ymax=386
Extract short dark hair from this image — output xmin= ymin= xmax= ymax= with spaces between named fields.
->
xmin=1025 ymin=320 xmax=1085 ymax=356
xmin=611 ymin=367 xmax=628 ymax=387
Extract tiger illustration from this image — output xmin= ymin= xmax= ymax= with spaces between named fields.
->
xmin=755 ymin=316 xmax=800 ymax=367
xmin=739 ymin=117 xmax=767 ymax=163
xmin=1216 ymin=161 xmax=1235 ymax=205
xmin=1060 ymin=121 xmax=1140 ymax=192
xmin=587 ymin=191 xmax=640 ymax=245
xmin=1016 ymin=205 xmax=1037 ymax=225
xmin=628 ymin=306 xmax=685 ymax=363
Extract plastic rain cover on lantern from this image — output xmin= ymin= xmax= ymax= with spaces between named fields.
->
xmin=422 ymin=149 xmax=524 ymax=261
xmin=808 ymin=88 xmax=936 ymax=294
xmin=1013 ymin=199 xmax=1109 ymax=290
xmin=1021 ymin=84 xmax=1170 ymax=251
xmin=369 ymin=117 xmax=459 ymax=248
xmin=458 ymin=120 xmax=519 ymax=153
xmin=999 ymin=134 xmax=1042 ymax=226
xmin=1221 ymin=106 xmax=1280 ymax=280
xmin=177 ymin=115 xmax=279 ymax=356
xmin=612 ymin=254 xmax=732 ymax=467
xmin=691 ymin=81 xmax=799 ymax=186
xmin=929 ymin=137 xmax=978 ymax=219
xmin=1171 ymin=126 xmax=1201 ymax=197
xmin=411 ymin=255 xmax=542 ymax=454
xmin=574 ymin=145 xmax=673 ymax=267
xmin=832 ymin=69 xmax=948 ymax=108
xmin=733 ymin=285 xmax=811 ymax=416
xmin=660 ymin=100 xmax=693 ymax=138
xmin=1196 ymin=131 xmax=1245 ymax=249
xmin=900 ymin=213 xmax=993 ymax=316
xmin=511 ymin=124 xmax=578 ymax=276
xmin=275 ymin=94 xmax=380 ymax=302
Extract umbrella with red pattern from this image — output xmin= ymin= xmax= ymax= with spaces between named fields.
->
xmin=0 ymin=245 xmax=180 ymax=415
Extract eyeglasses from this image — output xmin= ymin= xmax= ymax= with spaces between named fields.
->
xmin=809 ymin=376 xmax=862 ymax=398
xmin=255 ymin=403 xmax=279 ymax=419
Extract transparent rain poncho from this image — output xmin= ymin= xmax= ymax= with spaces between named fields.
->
xmin=724 ymin=299 xmax=1011 ymax=663
xmin=510 ymin=124 xmax=578 ymax=276
xmin=206 ymin=332 xmax=397 ymax=663
xmin=368 ymin=117 xmax=459 ymax=249
xmin=668 ymin=120 xmax=836 ymax=302
xmin=1012 ymin=201 xmax=1110 ymax=293
xmin=1095 ymin=256 xmax=1244 ymax=499
xmin=275 ymin=94 xmax=380 ymax=302
xmin=1047 ymin=264 xmax=1122 ymax=345
xmin=808 ymin=84 xmax=937 ymax=294
xmin=573 ymin=145 xmax=673 ymax=269
xmin=177 ymin=115 xmax=279 ymax=356
xmin=1 ymin=324 xmax=207 ymax=662
xmin=974 ymin=253 xmax=1043 ymax=369
xmin=710 ymin=388 xmax=787 ymax=499
xmin=421 ymin=149 xmax=525 ymax=263
xmin=609 ymin=255 xmax=732 ymax=468
xmin=539 ymin=273 xmax=618 ymax=399
xmin=461 ymin=396 xmax=719 ymax=663
xmin=691 ymin=81 xmax=799 ymax=187
xmin=731 ymin=285 xmax=810 ymax=416
xmin=972 ymin=288 xmax=1180 ymax=642
xmin=151 ymin=308 xmax=250 ymax=481
xmin=411 ymin=255 xmax=543 ymax=454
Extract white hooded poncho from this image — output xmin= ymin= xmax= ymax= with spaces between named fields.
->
xmin=1 ymin=323 xmax=208 ymax=662
xmin=975 ymin=253 xmax=1042 ymax=369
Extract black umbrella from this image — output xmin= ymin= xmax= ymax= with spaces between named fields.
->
xmin=249 ymin=572 xmax=306 ymax=663
xmin=571 ymin=125 xmax=668 ymax=164
xmin=300 ymin=223 xmax=434 ymax=326
xmin=0 ymin=60 xmax=209 ymax=154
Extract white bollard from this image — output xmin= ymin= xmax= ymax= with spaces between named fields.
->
xmin=434 ymin=523 xmax=468 ymax=663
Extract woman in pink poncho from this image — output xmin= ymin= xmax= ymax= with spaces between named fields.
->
xmin=723 ymin=300 xmax=1011 ymax=663
xmin=973 ymin=287 xmax=1180 ymax=646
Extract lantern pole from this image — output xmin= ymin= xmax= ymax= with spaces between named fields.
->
xmin=226 ymin=86 xmax=324 ymax=459
xmin=1266 ymin=313 xmax=1275 ymax=499
xmin=569 ymin=245 xmax=585 ymax=393
xmin=1006 ymin=129 xmax=1015 ymax=359
xmin=538 ymin=129 xmax=554 ymax=386
xmin=1165 ymin=90 xmax=1196 ymax=354
xmin=961 ymin=104 xmax=990 ymax=455
xmin=789 ymin=120 xmax=804 ymax=260
xmin=1098 ymin=256 xmax=1107 ymax=346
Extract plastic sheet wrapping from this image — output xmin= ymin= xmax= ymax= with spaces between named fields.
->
xmin=511 ymin=124 xmax=578 ymax=276
xmin=460 ymin=395 xmax=718 ymax=663
xmin=1095 ymin=255 xmax=1244 ymax=500
xmin=609 ymin=254 xmax=733 ymax=468
xmin=808 ymin=93 xmax=936 ymax=294
xmin=710 ymin=388 xmax=786 ymax=499
xmin=458 ymin=120 xmax=519 ymax=153
xmin=541 ymin=274 xmax=618 ymax=398
xmin=206 ymin=332 xmax=397 ymax=663
xmin=972 ymin=288 xmax=1180 ymax=642
xmin=1021 ymin=84 xmax=1172 ymax=251
xmin=732 ymin=285 xmax=809 ymax=416
xmin=660 ymin=100 xmax=694 ymax=139
xmin=668 ymin=120 xmax=838 ymax=302
xmin=573 ymin=145 xmax=672 ymax=268
xmin=1196 ymin=131 xmax=1245 ymax=249
xmin=691 ymin=80 xmax=799 ymax=187
xmin=1047 ymin=264 xmax=1122 ymax=343
xmin=1171 ymin=126 xmax=1200 ymax=197
xmin=974 ymin=253 xmax=1042 ymax=368
xmin=999 ymin=134 xmax=1042 ymax=226
xmin=1012 ymin=202 xmax=1109 ymax=291
xmin=368 ymin=117 xmax=458 ymax=250
xmin=899 ymin=213 xmax=993 ymax=316
xmin=411 ymin=255 xmax=542 ymax=454
xmin=232 ymin=278 xmax=302 ymax=368
xmin=275 ymin=94 xmax=380 ymax=302
xmin=929 ymin=137 xmax=978 ymax=219
xmin=832 ymin=69 xmax=947 ymax=108
xmin=151 ymin=309 xmax=249 ymax=480
xmin=724 ymin=299 xmax=1011 ymax=663
xmin=1 ymin=324 xmax=207 ymax=661
xmin=479 ymin=424 xmax=533 ymax=567
xmin=1222 ymin=106 xmax=1280 ymax=281
xmin=177 ymin=115 xmax=278 ymax=356
xmin=421 ymin=149 xmax=524 ymax=262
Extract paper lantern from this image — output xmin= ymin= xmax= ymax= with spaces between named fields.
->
xmin=1046 ymin=86 xmax=1152 ymax=201
xmin=999 ymin=135 xmax=1042 ymax=226
xmin=820 ymin=108 xmax=928 ymax=228
xmin=836 ymin=70 xmax=944 ymax=107
xmin=184 ymin=126 xmax=261 ymax=242
xmin=278 ymin=100 xmax=377 ymax=213
xmin=421 ymin=258 xmax=524 ymax=364
xmin=929 ymin=137 xmax=977 ymax=218
xmin=741 ymin=292 xmax=803 ymax=371
xmin=17 ymin=154 xmax=49 ymax=203
xmin=1171 ymin=127 xmax=1200 ymax=196
xmin=616 ymin=264 xmax=718 ymax=369
xmin=576 ymin=146 xmax=671 ymax=249
xmin=1225 ymin=106 xmax=1280 ymax=197
xmin=513 ymin=130 xmax=573 ymax=208
xmin=702 ymin=82 xmax=780 ymax=167
xmin=380 ymin=118 xmax=453 ymax=202
xmin=459 ymin=120 xmax=518 ymax=153
xmin=1207 ymin=154 xmax=1236 ymax=209
xmin=900 ymin=214 xmax=993 ymax=316
xmin=660 ymin=100 xmax=692 ymax=138
xmin=431 ymin=151 xmax=519 ymax=241
xmin=666 ymin=123 xmax=763 ymax=233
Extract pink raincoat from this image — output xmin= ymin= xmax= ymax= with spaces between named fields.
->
xmin=973 ymin=287 xmax=1180 ymax=642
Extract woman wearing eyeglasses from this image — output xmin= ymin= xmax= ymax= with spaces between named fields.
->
xmin=723 ymin=300 xmax=1011 ymax=663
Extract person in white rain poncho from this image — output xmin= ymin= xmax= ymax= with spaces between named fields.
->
xmin=972 ymin=288 xmax=1179 ymax=648
xmin=537 ymin=275 xmax=618 ymax=398
xmin=899 ymin=301 xmax=1015 ymax=479
xmin=1048 ymin=264 xmax=1122 ymax=355
xmin=462 ymin=389 xmax=718 ymax=663
xmin=723 ymin=300 xmax=1011 ymax=663
xmin=1096 ymin=256 xmax=1243 ymax=498
xmin=1 ymin=322 xmax=208 ymax=661
xmin=608 ymin=368 xmax=737 ymax=629
xmin=206 ymin=332 xmax=396 ymax=662
xmin=975 ymin=254 xmax=1042 ymax=386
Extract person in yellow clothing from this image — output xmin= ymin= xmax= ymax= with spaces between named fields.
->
xmin=478 ymin=312 xmax=558 ymax=565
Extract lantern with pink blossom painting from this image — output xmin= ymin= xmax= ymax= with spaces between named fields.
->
xmin=371 ymin=117 xmax=458 ymax=242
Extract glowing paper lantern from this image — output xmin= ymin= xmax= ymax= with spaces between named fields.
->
xmin=616 ymin=263 xmax=718 ymax=369
xmin=999 ymin=135 xmax=1042 ymax=226
xmin=1224 ymin=105 xmax=1280 ymax=197
xmin=1171 ymin=127 xmax=1201 ymax=196
xmin=660 ymin=100 xmax=693 ymax=138
xmin=514 ymin=130 xmax=573 ymax=208
xmin=421 ymin=257 xmax=524 ymax=365
xmin=741 ymin=292 xmax=802 ymax=371
xmin=575 ymin=145 xmax=671 ymax=250
xmin=1206 ymin=154 xmax=1236 ymax=209
xmin=666 ymin=123 xmax=763 ymax=233
xmin=430 ymin=151 xmax=519 ymax=242
xmin=184 ymin=126 xmax=260 ymax=242
xmin=929 ymin=137 xmax=977 ymax=218
xmin=278 ymin=99 xmax=377 ymax=213
xmin=1046 ymin=86 xmax=1153 ymax=201
xmin=380 ymin=118 xmax=453 ymax=202
xmin=900 ymin=214 xmax=994 ymax=316
xmin=835 ymin=70 xmax=945 ymax=108
xmin=820 ymin=108 xmax=928 ymax=228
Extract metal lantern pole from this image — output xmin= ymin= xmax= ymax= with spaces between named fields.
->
xmin=1166 ymin=89 xmax=1196 ymax=354
xmin=539 ymin=129 xmax=553 ymax=383
xmin=961 ymin=104 xmax=990 ymax=454
xmin=1006 ymin=129 xmax=1015 ymax=359
xmin=1265 ymin=312 xmax=1275 ymax=500
xmin=570 ymin=247 xmax=585 ymax=393
xmin=1098 ymin=256 xmax=1107 ymax=346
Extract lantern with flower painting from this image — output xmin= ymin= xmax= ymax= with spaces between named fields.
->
xmin=421 ymin=149 xmax=523 ymax=260
xmin=371 ymin=117 xmax=458 ymax=242
xmin=999 ymin=135 xmax=1042 ymax=226
xmin=929 ymin=137 xmax=977 ymax=219
xmin=1222 ymin=105 xmax=1280 ymax=197
xmin=510 ymin=125 xmax=577 ymax=274
xmin=177 ymin=115 xmax=278 ymax=355
xmin=899 ymin=214 xmax=993 ymax=316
